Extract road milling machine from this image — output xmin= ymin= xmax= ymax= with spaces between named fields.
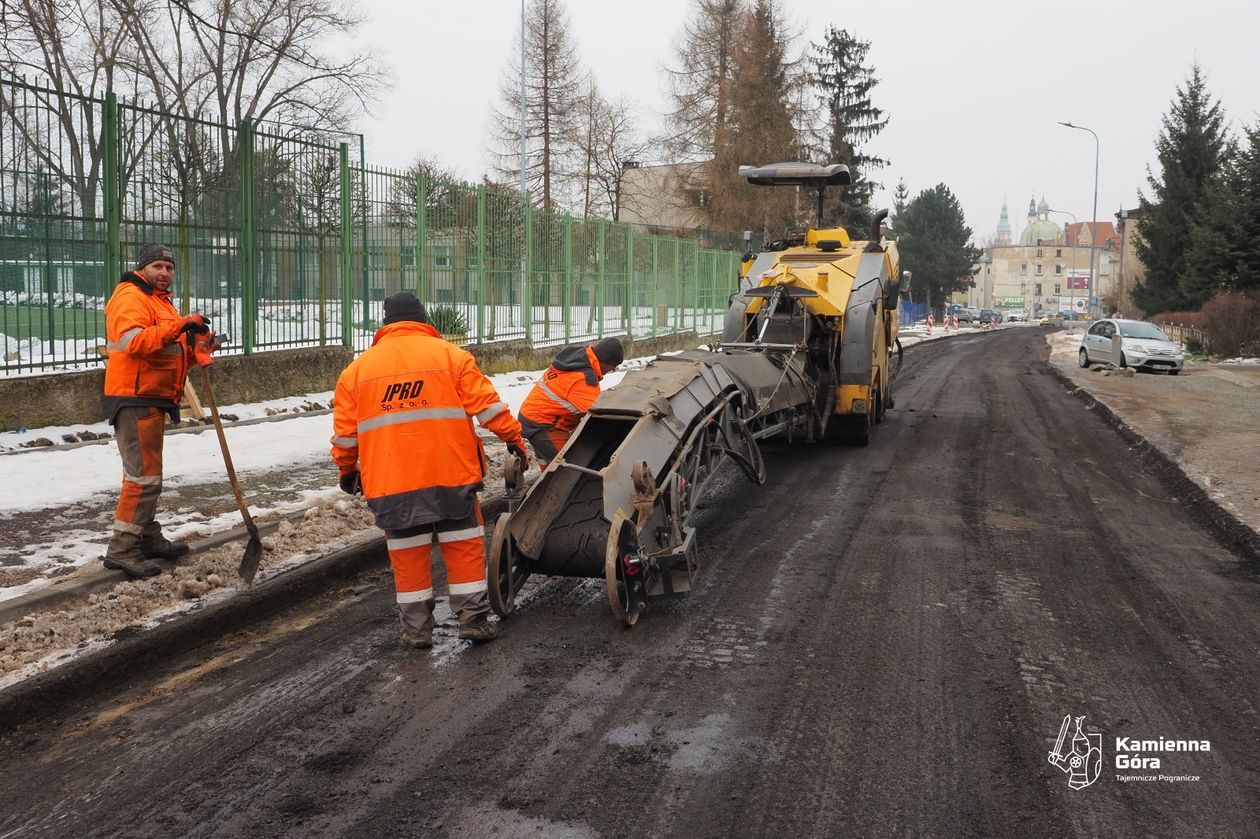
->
xmin=487 ymin=162 xmax=910 ymax=625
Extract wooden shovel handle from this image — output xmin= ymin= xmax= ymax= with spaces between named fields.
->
xmin=199 ymin=366 xmax=259 ymax=537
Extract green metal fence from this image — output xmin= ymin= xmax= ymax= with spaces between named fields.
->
xmin=1 ymin=74 xmax=745 ymax=375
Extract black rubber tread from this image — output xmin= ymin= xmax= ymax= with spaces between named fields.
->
xmin=533 ymin=475 xmax=610 ymax=578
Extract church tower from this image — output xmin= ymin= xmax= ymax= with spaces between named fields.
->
xmin=995 ymin=199 xmax=1012 ymax=245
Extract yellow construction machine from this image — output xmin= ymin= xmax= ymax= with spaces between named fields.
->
xmin=721 ymin=162 xmax=910 ymax=444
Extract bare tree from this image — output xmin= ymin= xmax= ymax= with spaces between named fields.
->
xmin=569 ymin=84 xmax=652 ymax=222
xmin=487 ymin=0 xmax=583 ymax=212
xmin=0 ymin=0 xmax=134 ymax=220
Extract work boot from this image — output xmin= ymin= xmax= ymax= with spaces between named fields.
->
xmin=457 ymin=618 xmax=498 ymax=643
xmin=102 ymin=552 xmax=162 ymax=579
xmin=401 ymin=634 xmax=433 ymax=650
xmin=140 ymin=523 xmax=190 ymax=560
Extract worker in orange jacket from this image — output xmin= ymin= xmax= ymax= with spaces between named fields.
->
xmin=102 ymin=243 xmax=211 ymax=578
xmin=331 ymin=292 xmax=527 ymax=647
xmin=517 ymin=337 xmax=624 ymax=467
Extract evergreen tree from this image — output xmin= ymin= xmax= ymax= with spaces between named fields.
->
xmin=708 ymin=0 xmax=802 ymax=237
xmin=897 ymin=184 xmax=981 ymax=308
xmin=890 ymin=177 xmax=910 ymax=235
xmin=1186 ymin=124 xmax=1260 ymax=294
xmin=1133 ymin=64 xmax=1230 ymax=313
xmin=808 ymin=26 xmax=888 ymax=234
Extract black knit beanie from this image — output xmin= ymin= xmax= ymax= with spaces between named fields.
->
xmin=382 ymin=291 xmax=429 ymax=325
xmin=593 ymin=337 xmax=625 ymax=370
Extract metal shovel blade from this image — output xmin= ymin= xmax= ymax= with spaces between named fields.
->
xmin=239 ymin=530 xmax=264 ymax=584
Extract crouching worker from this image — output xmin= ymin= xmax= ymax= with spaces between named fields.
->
xmin=331 ymin=292 xmax=528 ymax=648
xmin=517 ymin=337 xmax=625 ymax=468
xmin=102 ymin=243 xmax=211 ymax=578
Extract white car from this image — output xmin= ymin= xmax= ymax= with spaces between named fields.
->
xmin=1078 ymin=319 xmax=1185 ymax=374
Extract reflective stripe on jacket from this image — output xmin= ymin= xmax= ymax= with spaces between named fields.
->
xmin=331 ymin=321 xmax=523 ymax=530
xmin=103 ymin=273 xmax=193 ymax=406
xmin=517 ymin=345 xmax=604 ymax=436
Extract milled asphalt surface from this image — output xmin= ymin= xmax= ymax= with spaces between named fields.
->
xmin=2 ymin=328 xmax=1259 ymax=838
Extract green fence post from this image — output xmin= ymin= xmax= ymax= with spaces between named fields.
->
xmin=563 ymin=214 xmax=573 ymax=343
xmin=476 ymin=184 xmax=487 ymax=344
xmin=523 ymin=196 xmax=533 ymax=344
xmin=673 ymin=238 xmax=681 ymax=334
xmin=416 ymin=172 xmax=427 ymax=301
xmin=339 ymin=142 xmax=352 ymax=346
xmin=359 ymin=136 xmax=369 ymax=333
xmin=102 ymin=91 xmax=121 ymax=289
xmin=239 ymin=118 xmax=256 ymax=354
xmin=597 ymin=220 xmax=606 ymax=338
xmin=625 ymin=226 xmax=633 ymax=334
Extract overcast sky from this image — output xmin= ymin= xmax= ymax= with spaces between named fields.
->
xmin=352 ymin=0 xmax=1259 ymax=244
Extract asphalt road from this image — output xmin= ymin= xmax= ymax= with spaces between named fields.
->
xmin=3 ymin=328 xmax=1259 ymax=838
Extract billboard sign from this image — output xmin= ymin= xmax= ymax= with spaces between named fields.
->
xmin=1067 ymin=270 xmax=1090 ymax=291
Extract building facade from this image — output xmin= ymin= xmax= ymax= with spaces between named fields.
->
xmin=966 ymin=196 xmax=1121 ymax=319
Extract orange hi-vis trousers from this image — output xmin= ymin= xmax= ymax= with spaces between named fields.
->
xmin=107 ymin=406 xmax=168 ymax=557
xmin=383 ymin=502 xmax=488 ymax=637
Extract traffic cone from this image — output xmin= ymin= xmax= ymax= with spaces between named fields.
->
xmin=926 ymin=314 xmax=933 ymax=334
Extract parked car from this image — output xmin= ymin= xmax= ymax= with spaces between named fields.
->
xmin=1037 ymin=311 xmax=1063 ymax=327
xmin=955 ymin=308 xmax=976 ymax=324
xmin=978 ymin=308 xmax=1002 ymax=325
xmin=1007 ymin=312 xmax=1026 ymax=322
xmin=1078 ymin=319 xmax=1184 ymax=374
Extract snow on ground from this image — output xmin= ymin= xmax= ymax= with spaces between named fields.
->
xmin=0 ymin=348 xmax=670 ymax=684
xmin=0 ymin=351 xmax=657 ymax=604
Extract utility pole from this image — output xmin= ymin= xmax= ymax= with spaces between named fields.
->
xmin=1059 ymin=122 xmax=1100 ymax=319
xmin=519 ymin=0 xmax=529 ymax=340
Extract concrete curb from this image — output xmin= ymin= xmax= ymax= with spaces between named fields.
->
xmin=1048 ymin=364 xmax=1260 ymax=563
xmin=0 ymin=495 xmax=508 ymax=732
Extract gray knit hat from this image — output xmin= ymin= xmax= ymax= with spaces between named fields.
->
xmin=136 ymin=243 xmax=175 ymax=269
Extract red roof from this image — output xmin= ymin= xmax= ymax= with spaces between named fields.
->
xmin=1065 ymin=221 xmax=1120 ymax=249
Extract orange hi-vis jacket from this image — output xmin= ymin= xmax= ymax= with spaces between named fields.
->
xmin=103 ymin=272 xmax=196 ymax=420
xmin=517 ymin=345 xmax=605 ymax=437
xmin=331 ymin=321 xmax=524 ymax=530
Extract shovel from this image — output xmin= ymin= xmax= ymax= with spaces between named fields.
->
xmin=198 ymin=357 xmax=264 ymax=583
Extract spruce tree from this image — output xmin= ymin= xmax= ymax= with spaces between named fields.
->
xmin=1133 ymin=64 xmax=1229 ymax=313
xmin=897 ymin=184 xmax=981 ymax=309
xmin=808 ymin=26 xmax=888 ymax=234
xmin=1186 ymin=124 xmax=1260 ymax=294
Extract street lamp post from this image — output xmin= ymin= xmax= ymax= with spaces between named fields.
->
xmin=1058 ymin=121 xmax=1100 ymax=319
xmin=1047 ymin=209 xmax=1077 ymax=318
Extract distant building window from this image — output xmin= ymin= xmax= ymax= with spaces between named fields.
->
xmin=1055 ymin=263 xmax=1063 ymax=275
xmin=435 ymin=255 xmax=451 ymax=268
xmin=401 ymin=246 xmax=415 ymax=268
xmin=1054 ymin=284 xmax=1062 ymax=294
xmin=1035 ymin=264 xmax=1043 ymax=275
xmin=1056 ymin=248 xmax=1062 ymax=257
xmin=1020 ymin=262 xmax=1028 ymax=275
xmin=1036 ymin=249 xmax=1043 ymax=257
